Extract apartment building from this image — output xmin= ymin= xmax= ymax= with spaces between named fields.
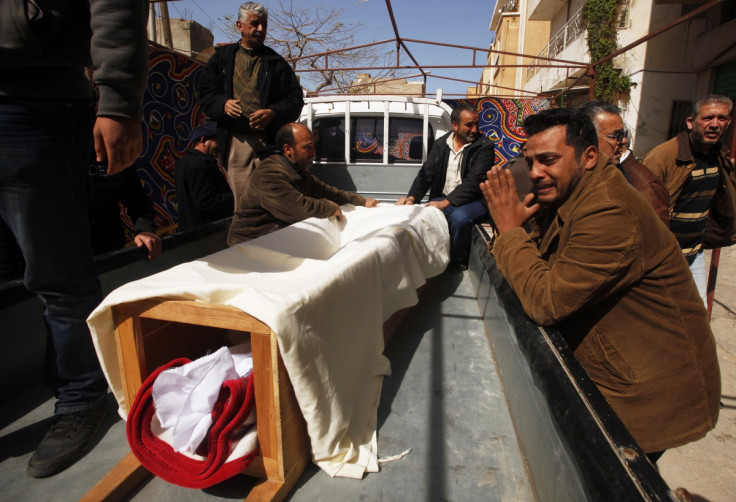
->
xmin=482 ymin=0 xmax=736 ymax=155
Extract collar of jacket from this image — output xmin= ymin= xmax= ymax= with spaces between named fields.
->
xmin=536 ymin=153 xmax=611 ymax=254
xmin=266 ymin=152 xmax=304 ymax=182
xmin=186 ymin=148 xmax=219 ymax=165
xmin=556 ymin=152 xmax=611 ymax=224
xmin=219 ymin=42 xmax=279 ymax=62
xmin=438 ymin=131 xmax=491 ymax=152
xmin=675 ymin=130 xmax=729 ymax=164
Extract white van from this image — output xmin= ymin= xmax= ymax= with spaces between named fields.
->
xmin=299 ymin=93 xmax=453 ymax=202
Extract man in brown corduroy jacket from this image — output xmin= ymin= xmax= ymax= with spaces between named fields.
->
xmin=228 ymin=123 xmax=378 ymax=245
xmin=481 ymin=108 xmax=720 ymax=462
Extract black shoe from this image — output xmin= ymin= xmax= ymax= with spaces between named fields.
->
xmin=27 ymin=400 xmax=109 ymax=478
xmin=446 ymin=262 xmax=468 ymax=274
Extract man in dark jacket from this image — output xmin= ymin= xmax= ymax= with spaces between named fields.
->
xmin=396 ymin=102 xmax=494 ymax=272
xmin=0 ymin=0 xmax=148 ymax=478
xmin=196 ymin=2 xmax=304 ymax=208
xmin=175 ymin=122 xmax=234 ymax=232
xmin=228 ymin=123 xmax=378 ymax=245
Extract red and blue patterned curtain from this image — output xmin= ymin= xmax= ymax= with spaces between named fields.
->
xmin=444 ymin=97 xmax=551 ymax=166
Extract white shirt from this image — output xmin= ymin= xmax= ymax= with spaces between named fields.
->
xmin=442 ymin=133 xmax=470 ymax=196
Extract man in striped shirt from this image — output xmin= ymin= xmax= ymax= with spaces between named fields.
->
xmin=643 ymin=95 xmax=736 ymax=303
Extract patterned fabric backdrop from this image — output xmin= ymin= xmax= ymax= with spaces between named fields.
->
xmin=444 ymin=97 xmax=551 ymax=166
xmin=121 ymin=45 xmax=206 ymax=238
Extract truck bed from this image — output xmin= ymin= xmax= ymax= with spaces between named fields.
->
xmin=0 ymin=224 xmax=675 ymax=501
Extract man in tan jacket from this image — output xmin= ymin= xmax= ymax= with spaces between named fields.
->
xmin=481 ymin=108 xmax=720 ymax=462
xmin=642 ymin=95 xmax=736 ymax=304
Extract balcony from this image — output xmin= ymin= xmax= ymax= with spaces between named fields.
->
xmin=527 ymin=6 xmax=586 ymax=81
xmin=529 ymin=0 xmax=568 ymax=21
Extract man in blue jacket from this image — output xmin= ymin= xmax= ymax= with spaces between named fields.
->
xmin=396 ymin=103 xmax=494 ymax=272
xmin=197 ymin=2 xmax=304 ymax=208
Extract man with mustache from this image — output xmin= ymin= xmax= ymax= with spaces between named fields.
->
xmin=642 ymin=95 xmax=735 ymax=303
xmin=396 ymin=102 xmax=494 ymax=273
xmin=482 ymin=108 xmax=720 ymax=463
xmin=197 ymin=2 xmax=304 ymax=209
xmin=228 ymin=123 xmax=378 ymax=244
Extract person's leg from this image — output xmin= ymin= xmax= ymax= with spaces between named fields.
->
xmin=0 ymin=97 xmax=109 ymax=477
xmin=689 ymin=251 xmax=707 ymax=306
xmin=227 ymin=131 xmax=265 ymax=208
xmin=440 ymin=199 xmax=488 ymax=267
xmin=0 ymin=215 xmax=25 ymax=281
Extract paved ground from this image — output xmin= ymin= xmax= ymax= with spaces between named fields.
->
xmin=658 ymin=246 xmax=736 ymax=501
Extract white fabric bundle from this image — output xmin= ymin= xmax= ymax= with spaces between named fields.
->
xmin=152 ymin=344 xmax=253 ymax=454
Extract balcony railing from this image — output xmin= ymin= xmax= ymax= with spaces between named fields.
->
xmin=527 ymin=6 xmax=586 ymax=81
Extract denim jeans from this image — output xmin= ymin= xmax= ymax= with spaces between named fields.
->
xmin=432 ymin=198 xmax=488 ymax=265
xmin=689 ymin=250 xmax=707 ymax=307
xmin=0 ymin=97 xmax=107 ymax=414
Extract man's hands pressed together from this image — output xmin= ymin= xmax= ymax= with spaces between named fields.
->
xmin=481 ymin=166 xmax=538 ymax=234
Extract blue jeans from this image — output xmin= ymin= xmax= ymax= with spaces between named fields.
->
xmin=0 ymin=97 xmax=107 ymax=414
xmin=432 ymin=198 xmax=488 ymax=265
xmin=689 ymin=250 xmax=707 ymax=307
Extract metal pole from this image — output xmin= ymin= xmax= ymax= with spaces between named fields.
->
xmin=160 ymin=2 xmax=174 ymax=50
xmin=148 ymin=2 xmax=157 ymax=43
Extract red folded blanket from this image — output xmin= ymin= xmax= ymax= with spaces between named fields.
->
xmin=126 ymin=358 xmax=257 ymax=488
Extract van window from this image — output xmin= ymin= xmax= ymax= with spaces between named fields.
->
xmin=388 ymin=118 xmax=432 ymax=163
xmin=313 ymin=116 xmax=433 ymax=163
xmin=314 ymin=118 xmax=346 ymax=161
xmin=352 ymin=117 xmax=384 ymax=162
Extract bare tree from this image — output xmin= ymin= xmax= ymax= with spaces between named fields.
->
xmin=218 ymin=1 xmax=404 ymax=94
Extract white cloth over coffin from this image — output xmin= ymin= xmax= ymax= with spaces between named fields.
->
xmin=153 ymin=344 xmax=253 ymax=454
xmin=88 ymin=204 xmax=449 ymax=478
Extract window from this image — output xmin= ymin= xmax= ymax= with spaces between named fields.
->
xmin=388 ymin=118 xmax=431 ymax=163
xmin=314 ymin=117 xmax=346 ymax=161
xmin=351 ymin=117 xmax=384 ymax=162
xmin=352 ymin=117 xmax=433 ymax=163
xmin=314 ymin=115 xmax=434 ymax=163
xmin=667 ymin=100 xmax=691 ymax=140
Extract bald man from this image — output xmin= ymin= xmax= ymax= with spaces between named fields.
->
xmin=227 ymin=123 xmax=378 ymax=245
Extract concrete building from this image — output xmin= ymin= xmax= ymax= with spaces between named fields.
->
xmin=149 ymin=16 xmax=214 ymax=61
xmin=482 ymin=0 xmax=736 ymax=155
xmin=472 ymin=0 xmax=550 ymax=97
xmin=348 ymin=73 xmax=426 ymax=96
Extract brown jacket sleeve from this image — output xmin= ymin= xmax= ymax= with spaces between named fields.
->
xmin=304 ymin=173 xmax=367 ymax=208
xmin=492 ymin=200 xmax=642 ymax=327
xmin=619 ymin=154 xmax=670 ymax=227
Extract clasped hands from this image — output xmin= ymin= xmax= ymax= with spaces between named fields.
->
xmin=224 ymin=99 xmax=274 ymax=130
xmin=480 ymin=166 xmax=538 ymax=234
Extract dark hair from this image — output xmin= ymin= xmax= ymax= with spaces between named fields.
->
xmin=275 ymin=123 xmax=296 ymax=151
xmin=691 ymin=94 xmax=733 ymax=119
xmin=578 ymin=100 xmax=621 ymax=121
xmin=451 ymin=102 xmax=478 ymax=124
xmin=523 ymin=108 xmax=598 ymax=158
